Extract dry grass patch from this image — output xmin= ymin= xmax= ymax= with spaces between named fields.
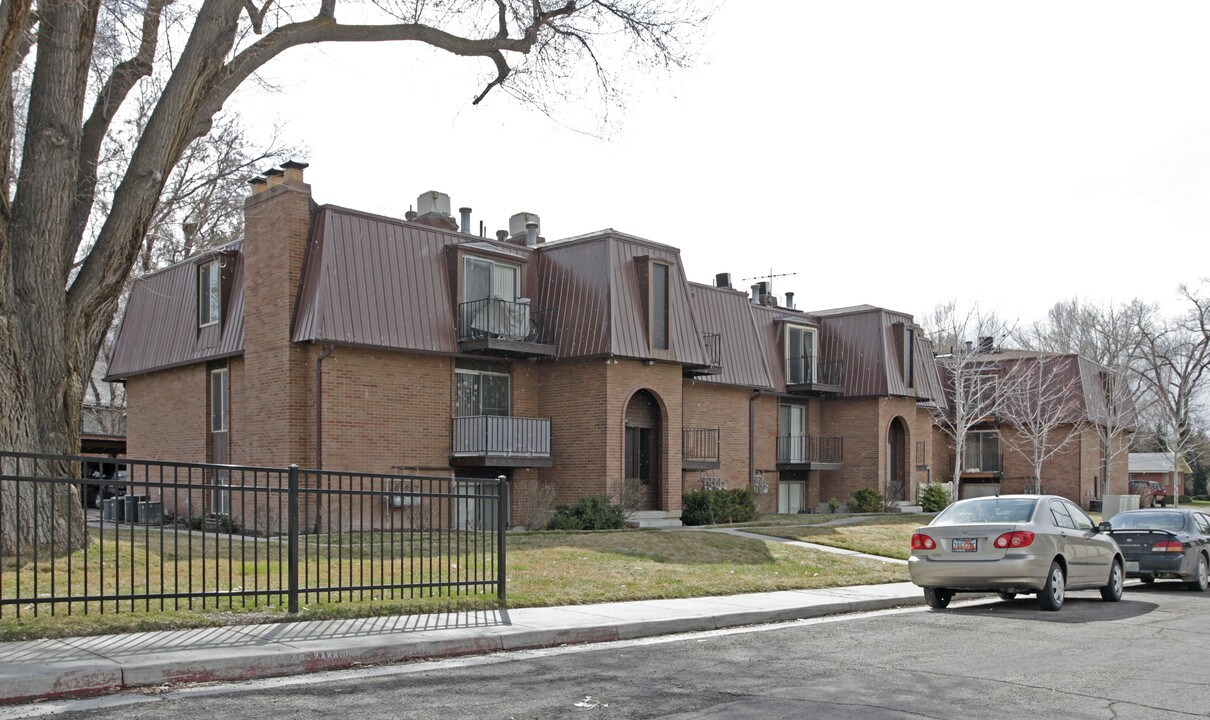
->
xmin=753 ymin=514 xmax=932 ymax=560
xmin=504 ymin=530 xmax=908 ymax=607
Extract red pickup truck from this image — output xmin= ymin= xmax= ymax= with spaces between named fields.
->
xmin=1129 ymin=480 xmax=1167 ymax=508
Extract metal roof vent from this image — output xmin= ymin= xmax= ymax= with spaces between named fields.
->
xmin=715 ymin=273 xmax=732 ymax=289
xmin=509 ymin=212 xmax=539 ymax=242
xmin=418 ymin=191 xmax=451 ymax=217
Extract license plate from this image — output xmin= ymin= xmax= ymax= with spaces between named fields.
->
xmin=1125 ymin=561 xmax=1139 ymax=572
xmin=952 ymin=538 xmax=978 ymax=553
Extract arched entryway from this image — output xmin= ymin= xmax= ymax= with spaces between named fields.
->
xmin=887 ymin=417 xmax=909 ymax=502
xmin=625 ymin=390 xmax=662 ymax=511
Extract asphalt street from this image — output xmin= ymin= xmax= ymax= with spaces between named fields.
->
xmin=9 ymin=583 xmax=1209 ymax=720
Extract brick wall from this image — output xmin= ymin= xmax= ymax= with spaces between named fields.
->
xmin=126 ymin=365 xmax=208 ymax=463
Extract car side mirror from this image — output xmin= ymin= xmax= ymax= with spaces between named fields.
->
xmin=1097 ymin=521 xmax=1112 ymax=533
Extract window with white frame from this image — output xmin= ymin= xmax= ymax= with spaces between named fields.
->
xmin=199 ymin=260 xmax=220 ymax=328
xmin=785 ymin=325 xmax=817 ymax=384
xmin=210 ymin=367 xmax=229 ymax=432
xmin=463 ymin=256 xmax=519 ymax=303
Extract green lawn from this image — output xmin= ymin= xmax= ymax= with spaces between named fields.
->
xmin=0 ymin=525 xmax=908 ymax=640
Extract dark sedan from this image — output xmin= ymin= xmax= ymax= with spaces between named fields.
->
xmin=1108 ymin=509 xmax=1210 ymax=591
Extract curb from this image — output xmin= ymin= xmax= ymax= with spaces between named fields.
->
xmin=0 ymin=593 xmax=922 ymax=705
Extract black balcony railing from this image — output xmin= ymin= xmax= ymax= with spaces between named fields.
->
xmin=452 ymin=416 xmax=551 ymax=459
xmin=682 ymin=427 xmax=720 ymax=464
xmin=786 ymin=356 xmax=845 ymax=388
xmin=457 ymin=297 xmax=555 ymax=344
xmin=703 ymin=332 xmax=722 ymax=370
xmin=951 ymin=452 xmax=1003 ymax=474
xmin=776 ymin=435 xmax=844 ymax=465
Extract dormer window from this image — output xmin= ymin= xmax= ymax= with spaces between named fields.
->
xmin=637 ymin=257 xmax=672 ymax=354
xmin=463 ymin=256 xmax=519 ymax=303
xmin=785 ymin=325 xmax=817 ymax=384
xmin=199 ymin=260 xmax=220 ymax=328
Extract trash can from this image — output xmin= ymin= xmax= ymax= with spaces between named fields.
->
xmin=137 ymin=501 xmax=162 ymax=526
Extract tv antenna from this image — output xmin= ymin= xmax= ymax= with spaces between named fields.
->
xmin=742 ymin=268 xmax=798 ymax=293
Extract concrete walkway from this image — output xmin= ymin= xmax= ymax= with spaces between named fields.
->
xmin=0 ymin=582 xmax=924 ymax=705
xmin=695 ymin=527 xmax=909 ymax=565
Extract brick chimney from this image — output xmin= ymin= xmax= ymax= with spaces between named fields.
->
xmin=241 ymin=160 xmax=314 ymax=467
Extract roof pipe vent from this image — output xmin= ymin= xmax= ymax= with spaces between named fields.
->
xmin=459 ymin=207 xmax=472 ymax=234
xmin=510 ymin=212 xmax=539 ymax=241
xmin=750 ymin=284 xmax=761 ymax=305
xmin=785 ymin=291 xmax=795 ymax=309
xmin=496 ymin=229 xmax=509 ymax=241
xmin=525 ymin=222 xmax=539 ymax=247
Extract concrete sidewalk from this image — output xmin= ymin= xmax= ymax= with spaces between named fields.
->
xmin=0 ymin=582 xmax=924 ymax=705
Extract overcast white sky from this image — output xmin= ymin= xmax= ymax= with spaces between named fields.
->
xmin=237 ymin=1 xmax=1209 ymax=326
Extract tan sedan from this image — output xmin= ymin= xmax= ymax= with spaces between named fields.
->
xmin=908 ymin=495 xmax=1124 ymax=611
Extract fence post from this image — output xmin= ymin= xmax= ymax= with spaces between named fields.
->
xmin=496 ymin=475 xmax=508 ymax=602
xmin=288 ymin=464 xmax=299 ymax=614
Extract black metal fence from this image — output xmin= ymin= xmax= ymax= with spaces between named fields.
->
xmin=0 ymin=451 xmax=507 ymax=618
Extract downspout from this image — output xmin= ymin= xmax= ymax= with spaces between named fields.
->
xmin=749 ymin=390 xmax=760 ymax=488
xmin=315 ymin=345 xmax=336 ymax=470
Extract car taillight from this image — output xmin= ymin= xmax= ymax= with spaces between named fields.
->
xmin=1152 ymin=540 xmax=1184 ymax=553
xmin=911 ymin=533 xmax=936 ymax=550
xmin=993 ymin=531 xmax=1035 ymax=549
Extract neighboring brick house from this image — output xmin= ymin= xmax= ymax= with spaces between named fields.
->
xmin=929 ymin=350 xmax=1134 ymax=507
xmin=107 ymin=162 xmax=948 ymax=527
xmin=1129 ymin=452 xmax=1192 ymax=498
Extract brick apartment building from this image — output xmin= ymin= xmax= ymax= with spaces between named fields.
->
xmin=930 ymin=349 xmax=1133 ymax=506
xmin=107 ymin=162 xmax=954 ymax=528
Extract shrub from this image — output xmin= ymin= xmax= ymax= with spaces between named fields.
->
xmin=919 ymin=484 xmax=952 ymax=513
xmin=547 ymin=496 xmax=626 ymax=531
xmin=849 ymin=487 xmax=884 ymax=514
xmin=681 ymin=488 xmax=757 ymax=526
xmin=827 ymin=497 xmax=841 ymax=514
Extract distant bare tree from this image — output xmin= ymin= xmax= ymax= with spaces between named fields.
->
xmin=1133 ymin=284 xmax=1210 ymax=507
xmin=1015 ymin=298 xmax=1147 ymax=494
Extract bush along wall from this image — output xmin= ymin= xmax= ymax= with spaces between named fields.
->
xmin=681 ymin=488 xmax=758 ymax=526
xmin=547 ymin=496 xmax=627 ymax=531
xmin=848 ymin=487 xmax=885 ymax=514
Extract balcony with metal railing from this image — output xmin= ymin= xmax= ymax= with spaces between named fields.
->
xmin=456 ymin=297 xmax=557 ymax=358
xmin=948 ymin=451 xmax=1004 ymax=476
xmin=776 ymin=435 xmax=844 ymax=470
xmin=785 ymin=356 xmax=845 ymax=395
xmin=451 ymin=415 xmax=553 ymax=467
xmin=684 ymin=332 xmax=723 ymax=377
xmin=682 ymin=427 xmax=720 ymax=470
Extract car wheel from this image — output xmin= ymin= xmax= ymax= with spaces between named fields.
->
xmin=1038 ymin=561 xmax=1065 ymax=611
xmin=923 ymin=587 xmax=953 ymax=609
xmin=1186 ymin=553 xmax=1209 ymax=592
xmin=997 ymin=592 xmax=1017 ymax=601
xmin=1100 ymin=560 xmax=1124 ymax=602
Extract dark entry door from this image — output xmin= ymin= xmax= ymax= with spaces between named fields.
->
xmin=887 ymin=418 xmax=907 ymax=502
xmin=624 ymin=391 xmax=661 ymax=511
